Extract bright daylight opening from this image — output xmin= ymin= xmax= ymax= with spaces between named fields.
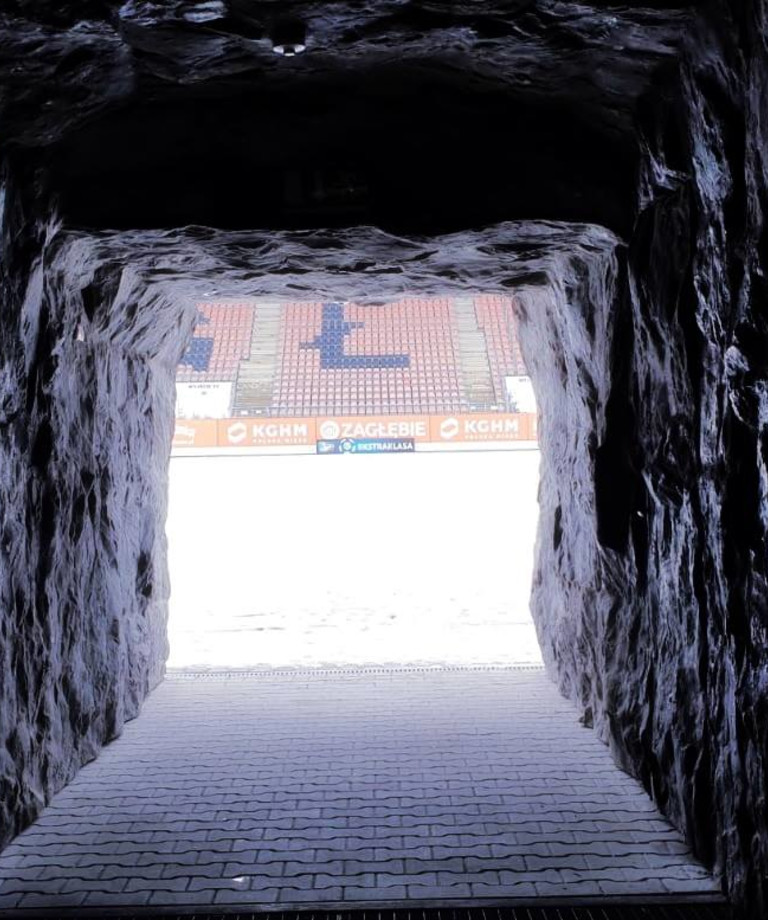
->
xmin=166 ymin=295 xmax=541 ymax=670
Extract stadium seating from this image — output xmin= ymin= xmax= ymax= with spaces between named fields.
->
xmin=179 ymin=336 xmax=214 ymax=373
xmin=176 ymin=303 xmax=255 ymax=383
xmin=474 ymin=295 xmax=527 ymax=408
xmin=176 ymin=297 xmax=526 ymax=417
xmin=274 ymin=299 xmax=463 ymax=416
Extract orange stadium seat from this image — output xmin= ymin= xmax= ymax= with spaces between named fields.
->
xmin=177 ymin=303 xmax=255 ymax=384
xmin=177 ymin=296 xmax=527 ymax=417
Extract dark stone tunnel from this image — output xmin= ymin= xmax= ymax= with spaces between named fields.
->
xmin=0 ymin=0 xmax=766 ymax=916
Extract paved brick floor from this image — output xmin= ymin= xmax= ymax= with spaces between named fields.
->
xmin=0 ymin=667 xmax=720 ymax=912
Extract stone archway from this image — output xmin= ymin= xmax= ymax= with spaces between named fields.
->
xmin=0 ymin=210 xmax=615 ymax=838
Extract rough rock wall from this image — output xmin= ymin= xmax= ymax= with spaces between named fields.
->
xmin=0 ymin=203 xmax=615 ymax=854
xmin=0 ymin=163 xmax=189 ymax=850
xmin=0 ymin=2 xmax=686 ymax=146
xmin=515 ymin=250 xmax=619 ymax=717
xmin=521 ymin=2 xmax=768 ymax=913
xmin=0 ymin=4 xmax=765 ymax=915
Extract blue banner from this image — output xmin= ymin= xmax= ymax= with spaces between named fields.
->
xmin=317 ymin=438 xmax=416 ymax=455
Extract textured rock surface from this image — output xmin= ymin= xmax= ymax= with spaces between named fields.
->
xmin=0 ymin=198 xmax=610 ymax=857
xmin=0 ymin=0 xmax=767 ymax=917
xmin=0 ymin=165 xmax=193 ymax=849
xmin=0 ymin=2 xmax=690 ymax=236
xmin=518 ymin=3 xmax=768 ymax=914
xmin=0 ymin=1 xmax=687 ymax=145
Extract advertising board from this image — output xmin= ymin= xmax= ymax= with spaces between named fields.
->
xmin=172 ymin=413 xmax=538 ymax=451
xmin=217 ymin=418 xmax=317 ymax=448
xmin=317 ymin=438 xmax=416 ymax=454
xmin=430 ymin=413 xmax=535 ymax=443
xmin=315 ymin=415 xmax=431 ymax=442
xmin=175 ymin=382 xmax=232 ymax=419
xmin=172 ymin=419 xmax=218 ymax=449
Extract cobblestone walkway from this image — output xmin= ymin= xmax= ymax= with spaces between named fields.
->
xmin=0 ymin=667 xmax=720 ymax=912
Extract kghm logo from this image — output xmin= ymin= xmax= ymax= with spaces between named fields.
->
xmin=252 ymin=422 xmax=309 ymax=438
xmin=465 ymin=418 xmax=519 ymax=434
xmin=226 ymin=421 xmax=247 ymax=444
xmin=440 ymin=417 xmax=460 ymax=440
xmin=227 ymin=421 xmax=311 ymax=444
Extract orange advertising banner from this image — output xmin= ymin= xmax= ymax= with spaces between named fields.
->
xmin=429 ymin=413 xmax=536 ymax=443
xmin=315 ymin=414 xmax=432 ymax=442
xmin=173 ymin=412 xmax=538 ymax=449
xmin=172 ymin=419 xmax=218 ymax=449
xmin=217 ymin=417 xmax=317 ymax=448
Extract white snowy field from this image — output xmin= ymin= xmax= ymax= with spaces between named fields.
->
xmin=166 ymin=449 xmax=542 ymax=669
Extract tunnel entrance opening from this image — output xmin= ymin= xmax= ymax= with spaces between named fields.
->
xmin=1 ymin=0 xmax=765 ymax=909
xmin=0 ymin=244 xmax=723 ymax=915
xmin=165 ymin=446 xmax=543 ymax=671
xmin=165 ymin=294 xmax=542 ymax=671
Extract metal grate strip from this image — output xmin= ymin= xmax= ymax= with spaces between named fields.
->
xmin=1 ymin=902 xmax=736 ymax=920
xmin=165 ymin=664 xmax=548 ymax=681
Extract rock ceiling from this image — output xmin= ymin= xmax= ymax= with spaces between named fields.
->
xmin=1 ymin=2 xmax=694 ymax=234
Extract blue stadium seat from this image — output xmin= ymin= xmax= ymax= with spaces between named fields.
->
xmin=179 ymin=337 xmax=214 ymax=372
